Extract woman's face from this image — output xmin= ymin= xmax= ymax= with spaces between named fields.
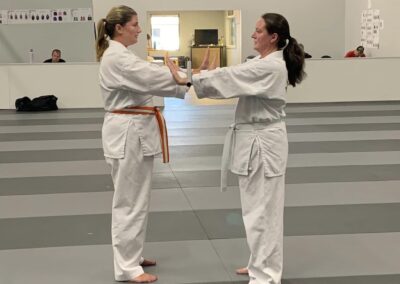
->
xmin=251 ymin=18 xmax=278 ymax=55
xmin=115 ymin=15 xmax=142 ymax=46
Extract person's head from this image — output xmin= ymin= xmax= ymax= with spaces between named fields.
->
xmin=96 ymin=5 xmax=140 ymax=61
xmin=51 ymin=49 xmax=61 ymax=62
xmin=252 ymin=13 xmax=305 ymax=87
xmin=355 ymin=45 xmax=365 ymax=56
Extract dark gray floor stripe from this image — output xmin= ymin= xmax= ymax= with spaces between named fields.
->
xmin=286 ymin=101 xmax=400 ymax=107
xmin=0 ymin=211 xmax=208 ymax=250
xmin=186 ymin=275 xmax=400 ymax=284
xmin=286 ymin=110 xmax=400 ymax=118
xmin=195 ymin=203 xmax=400 ymax=239
xmin=284 ymin=203 xmax=400 ymax=236
xmin=1 ymin=203 xmax=399 ymax=249
xmin=173 ymin=164 xmax=400 ymax=188
xmin=174 ymin=140 xmax=400 ymax=157
xmin=0 ymin=214 xmax=113 ymax=250
xmin=0 ymin=175 xmax=113 ymax=196
xmin=1 ymin=140 xmax=400 ymax=163
xmin=0 ymin=131 xmax=100 ymax=141
xmin=286 ymin=123 xmax=400 ymax=132
xmin=0 ymin=173 xmax=180 ymax=196
xmin=1 ymin=164 xmax=399 ymax=196
xmin=2 ymin=110 xmax=400 ymax=123
xmin=286 ymin=164 xmax=400 ymax=184
xmin=0 ymin=149 xmax=104 ymax=163
xmin=281 ymin=274 xmax=400 ymax=284
xmin=187 ymin=282 xmax=248 ymax=284
xmin=0 ymin=117 xmax=103 ymax=126
xmin=0 ymin=109 xmax=104 ymax=115
xmin=1 ymin=123 xmax=400 ymax=142
xmin=1 ymin=121 xmax=399 ymax=133
xmin=289 ymin=140 xmax=400 ymax=153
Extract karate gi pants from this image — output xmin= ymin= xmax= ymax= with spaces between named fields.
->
xmin=238 ymin=139 xmax=285 ymax=284
xmin=105 ymin=127 xmax=154 ymax=281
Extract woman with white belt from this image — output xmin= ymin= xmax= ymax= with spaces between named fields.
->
xmin=96 ymin=5 xmax=187 ymax=283
xmin=167 ymin=13 xmax=306 ymax=284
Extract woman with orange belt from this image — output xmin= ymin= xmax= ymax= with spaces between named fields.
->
xmin=95 ymin=5 xmax=187 ymax=283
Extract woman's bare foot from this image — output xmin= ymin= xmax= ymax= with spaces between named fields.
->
xmin=140 ymin=259 xmax=156 ymax=267
xmin=129 ymin=273 xmax=157 ymax=283
xmin=235 ymin=267 xmax=249 ymax=275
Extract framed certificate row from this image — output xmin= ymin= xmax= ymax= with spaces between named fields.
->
xmin=0 ymin=8 xmax=92 ymax=24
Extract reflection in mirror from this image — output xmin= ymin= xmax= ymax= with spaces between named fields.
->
xmin=146 ymin=10 xmax=241 ymax=69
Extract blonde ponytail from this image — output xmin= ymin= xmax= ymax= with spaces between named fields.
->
xmin=96 ymin=18 xmax=109 ymax=61
xmin=95 ymin=6 xmax=137 ymax=62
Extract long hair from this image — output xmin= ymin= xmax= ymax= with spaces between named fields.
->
xmin=262 ymin=13 xmax=306 ymax=87
xmin=95 ymin=5 xmax=137 ymax=61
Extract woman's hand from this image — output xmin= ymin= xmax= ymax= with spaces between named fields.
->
xmin=199 ymin=47 xmax=210 ymax=70
xmin=199 ymin=47 xmax=217 ymax=71
xmin=208 ymin=55 xmax=218 ymax=70
xmin=165 ymin=53 xmax=187 ymax=85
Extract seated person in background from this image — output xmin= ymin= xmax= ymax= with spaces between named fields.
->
xmin=43 ymin=49 xmax=66 ymax=63
xmin=299 ymin=43 xmax=312 ymax=58
xmin=345 ymin=46 xmax=366 ymax=58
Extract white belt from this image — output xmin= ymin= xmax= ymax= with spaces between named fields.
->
xmin=220 ymin=121 xmax=283 ymax=191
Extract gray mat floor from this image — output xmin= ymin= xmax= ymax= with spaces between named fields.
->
xmin=1 ymin=98 xmax=400 ymax=284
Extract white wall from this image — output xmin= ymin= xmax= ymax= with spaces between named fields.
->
xmin=287 ymin=58 xmax=400 ymax=102
xmin=1 ymin=58 xmax=399 ymax=109
xmin=1 ymin=64 xmax=102 ymax=109
xmin=93 ymin=0 xmax=346 ymax=60
xmin=345 ymin=0 xmax=400 ymax=57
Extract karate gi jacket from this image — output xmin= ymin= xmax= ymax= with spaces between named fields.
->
xmin=192 ymin=51 xmax=288 ymax=184
xmin=99 ymin=40 xmax=186 ymax=159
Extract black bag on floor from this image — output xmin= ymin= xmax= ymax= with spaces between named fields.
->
xmin=15 ymin=95 xmax=58 ymax=111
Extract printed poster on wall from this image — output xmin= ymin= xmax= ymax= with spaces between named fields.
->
xmin=71 ymin=8 xmax=93 ymax=22
xmin=0 ymin=8 xmax=92 ymax=24
xmin=7 ymin=10 xmax=31 ymax=24
xmin=360 ymin=9 xmax=382 ymax=49
xmin=29 ymin=10 xmax=52 ymax=23
xmin=50 ymin=9 xmax=72 ymax=23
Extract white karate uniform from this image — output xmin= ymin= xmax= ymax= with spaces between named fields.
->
xmin=99 ymin=40 xmax=186 ymax=281
xmin=193 ymin=50 xmax=288 ymax=284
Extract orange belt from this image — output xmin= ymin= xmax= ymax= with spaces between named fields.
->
xmin=111 ymin=106 xmax=169 ymax=163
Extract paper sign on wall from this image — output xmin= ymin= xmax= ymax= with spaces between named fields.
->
xmin=361 ymin=9 xmax=383 ymax=49
xmin=71 ymin=8 xmax=93 ymax=22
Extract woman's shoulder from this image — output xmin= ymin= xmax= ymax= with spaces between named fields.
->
xmin=245 ymin=55 xmax=285 ymax=74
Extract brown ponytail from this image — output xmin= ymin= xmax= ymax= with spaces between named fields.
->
xmin=262 ymin=13 xmax=306 ymax=87
xmin=283 ymin=36 xmax=306 ymax=87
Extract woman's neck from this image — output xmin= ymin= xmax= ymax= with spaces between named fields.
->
xmin=259 ymin=47 xmax=278 ymax=58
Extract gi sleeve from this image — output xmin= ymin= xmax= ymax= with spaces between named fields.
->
xmin=120 ymin=53 xmax=187 ymax=99
xmin=192 ymin=60 xmax=284 ymax=99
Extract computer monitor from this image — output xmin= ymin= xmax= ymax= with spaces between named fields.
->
xmin=194 ymin=29 xmax=218 ymax=46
